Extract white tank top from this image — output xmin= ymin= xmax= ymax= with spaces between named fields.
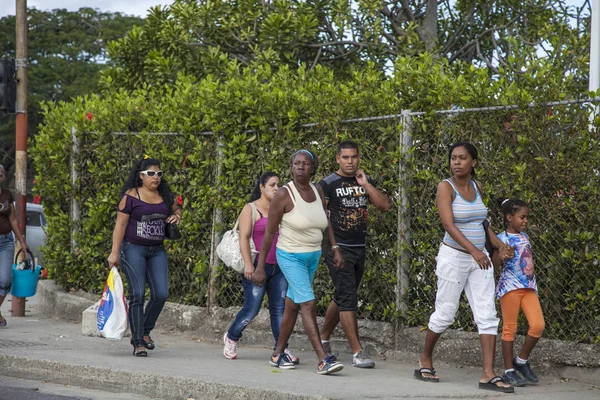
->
xmin=277 ymin=181 xmax=328 ymax=253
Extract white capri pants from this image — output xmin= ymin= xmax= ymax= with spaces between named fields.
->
xmin=428 ymin=244 xmax=499 ymax=335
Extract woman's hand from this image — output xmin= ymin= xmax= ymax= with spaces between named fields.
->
xmin=253 ymin=267 xmax=266 ymax=287
xmin=332 ymin=248 xmax=344 ymax=269
xmin=498 ymin=244 xmax=515 ymax=262
xmin=243 ymin=262 xmax=254 ymax=281
xmin=471 ymin=248 xmax=492 ymax=269
xmin=166 ymin=214 xmax=181 ymax=224
xmin=107 ymin=252 xmax=119 ymax=268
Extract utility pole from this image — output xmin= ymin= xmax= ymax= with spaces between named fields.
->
xmin=12 ymin=0 xmax=28 ymax=317
xmin=591 ymin=0 xmax=600 ymax=129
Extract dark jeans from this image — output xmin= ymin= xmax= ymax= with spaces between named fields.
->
xmin=120 ymin=240 xmax=168 ymax=347
xmin=227 ymin=262 xmax=288 ymax=348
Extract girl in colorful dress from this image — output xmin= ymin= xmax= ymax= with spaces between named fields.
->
xmin=492 ymin=199 xmax=544 ymax=386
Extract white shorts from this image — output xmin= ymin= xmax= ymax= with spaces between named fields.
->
xmin=428 ymin=244 xmax=499 ymax=335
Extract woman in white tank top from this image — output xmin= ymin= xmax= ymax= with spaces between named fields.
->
xmin=415 ymin=142 xmax=515 ymax=393
xmin=253 ymin=150 xmax=345 ymax=375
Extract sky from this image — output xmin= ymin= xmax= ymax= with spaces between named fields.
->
xmin=0 ymin=0 xmax=590 ymax=19
xmin=0 ymin=0 xmax=176 ymax=18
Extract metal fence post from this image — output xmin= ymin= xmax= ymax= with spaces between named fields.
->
xmin=208 ymin=136 xmax=224 ymax=309
xmin=396 ymin=110 xmax=412 ymax=317
xmin=71 ymin=126 xmax=80 ymax=254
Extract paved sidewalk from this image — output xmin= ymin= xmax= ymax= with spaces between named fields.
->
xmin=1 ymin=293 xmax=599 ymax=400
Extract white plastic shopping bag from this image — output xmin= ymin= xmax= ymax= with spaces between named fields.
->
xmin=97 ymin=267 xmax=128 ymax=341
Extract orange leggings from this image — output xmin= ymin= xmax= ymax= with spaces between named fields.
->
xmin=499 ymin=288 xmax=545 ymax=341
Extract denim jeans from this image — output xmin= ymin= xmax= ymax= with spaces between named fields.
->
xmin=0 ymin=233 xmax=15 ymax=297
xmin=120 ymin=240 xmax=168 ymax=347
xmin=227 ymin=262 xmax=288 ymax=348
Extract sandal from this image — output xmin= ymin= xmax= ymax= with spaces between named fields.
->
xmin=0 ymin=316 xmax=6 ymax=327
xmin=133 ymin=347 xmax=148 ymax=357
xmin=143 ymin=335 xmax=155 ymax=350
xmin=479 ymin=376 xmax=514 ymax=393
xmin=414 ymin=367 xmax=439 ymax=383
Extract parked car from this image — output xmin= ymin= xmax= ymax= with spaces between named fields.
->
xmin=25 ymin=203 xmax=46 ymax=262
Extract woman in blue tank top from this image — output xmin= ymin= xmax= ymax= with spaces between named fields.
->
xmin=415 ymin=142 xmax=514 ymax=393
xmin=107 ymin=156 xmax=182 ymax=357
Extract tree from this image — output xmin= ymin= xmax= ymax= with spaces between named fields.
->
xmin=0 ymin=7 xmax=143 ymax=189
xmin=101 ymin=0 xmax=591 ymax=92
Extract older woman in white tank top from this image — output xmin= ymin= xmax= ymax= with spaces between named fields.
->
xmin=253 ymin=149 xmax=345 ymax=375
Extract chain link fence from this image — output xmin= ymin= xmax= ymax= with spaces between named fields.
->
xmin=70 ymin=99 xmax=600 ymax=343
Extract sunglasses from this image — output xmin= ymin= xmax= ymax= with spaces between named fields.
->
xmin=140 ymin=170 xmax=163 ymax=178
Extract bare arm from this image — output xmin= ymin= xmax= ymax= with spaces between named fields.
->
xmin=318 ymin=185 xmax=344 ymax=269
xmin=437 ymin=181 xmax=490 ymax=269
xmin=166 ymin=202 xmax=182 ymax=224
xmin=356 ymin=169 xmax=390 ymax=212
xmin=107 ymin=196 xmax=130 ymax=267
xmin=238 ymin=204 xmax=256 ymax=280
xmin=253 ymin=188 xmax=288 ymax=286
xmin=8 ymin=204 xmax=26 ymax=252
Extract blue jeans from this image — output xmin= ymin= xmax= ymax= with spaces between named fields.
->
xmin=120 ymin=241 xmax=168 ymax=347
xmin=227 ymin=262 xmax=288 ymax=348
xmin=0 ymin=233 xmax=15 ymax=297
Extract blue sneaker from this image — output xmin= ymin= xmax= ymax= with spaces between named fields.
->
xmin=269 ymin=353 xmax=296 ymax=370
xmin=317 ymin=354 xmax=344 ymax=375
xmin=514 ymin=358 xmax=539 ymax=385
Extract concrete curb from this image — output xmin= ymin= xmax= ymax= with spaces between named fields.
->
xmin=0 ymin=355 xmax=327 ymax=400
xmin=36 ymin=280 xmax=600 ymax=385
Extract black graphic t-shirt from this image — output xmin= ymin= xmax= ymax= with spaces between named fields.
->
xmin=319 ymin=173 xmax=375 ymax=247
xmin=0 ymin=189 xmax=14 ymax=235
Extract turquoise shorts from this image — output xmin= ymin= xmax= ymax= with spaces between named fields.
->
xmin=276 ymin=248 xmax=321 ymax=304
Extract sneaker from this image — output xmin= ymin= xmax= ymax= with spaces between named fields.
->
xmin=503 ymin=370 xmax=527 ymax=387
xmin=317 ymin=354 xmax=344 ymax=375
xmin=321 ymin=341 xmax=337 ymax=360
xmin=269 ymin=353 xmax=296 ymax=369
xmin=284 ymin=348 xmax=300 ymax=365
xmin=513 ymin=358 xmax=539 ymax=384
xmin=223 ymin=333 xmax=238 ymax=360
xmin=352 ymin=351 xmax=375 ymax=368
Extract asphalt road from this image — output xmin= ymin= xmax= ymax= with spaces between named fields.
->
xmin=0 ymin=376 xmax=153 ymax=400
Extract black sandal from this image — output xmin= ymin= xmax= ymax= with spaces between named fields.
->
xmin=144 ymin=336 xmax=155 ymax=350
xmin=133 ymin=347 xmax=148 ymax=357
xmin=130 ymin=338 xmax=148 ymax=357
xmin=414 ymin=367 xmax=439 ymax=383
xmin=479 ymin=376 xmax=514 ymax=393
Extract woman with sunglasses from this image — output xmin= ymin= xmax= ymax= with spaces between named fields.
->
xmin=107 ymin=156 xmax=181 ymax=357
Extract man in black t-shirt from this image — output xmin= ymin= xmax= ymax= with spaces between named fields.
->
xmin=319 ymin=140 xmax=390 ymax=368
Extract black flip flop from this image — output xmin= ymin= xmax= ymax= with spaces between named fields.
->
xmin=479 ymin=376 xmax=514 ymax=393
xmin=414 ymin=367 xmax=439 ymax=383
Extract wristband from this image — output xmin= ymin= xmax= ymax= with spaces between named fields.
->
xmin=331 ymin=245 xmax=340 ymax=250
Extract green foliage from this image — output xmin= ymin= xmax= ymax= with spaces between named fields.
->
xmin=0 ymin=8 xmax=143 ymax=183
xmin=100 ymin=1 xmax=590 ymax=92
xmin=32 ymin=53 xmax=600 ymax=343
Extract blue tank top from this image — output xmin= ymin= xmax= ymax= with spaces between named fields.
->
xmin=442 ymin=179 xmax=487 ymax=251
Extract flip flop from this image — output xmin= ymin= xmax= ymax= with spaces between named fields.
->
xmin=479 ymin=376 xmax=514 ymax=393
xmin=414 ymin=367 xmax=439 ymax=383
